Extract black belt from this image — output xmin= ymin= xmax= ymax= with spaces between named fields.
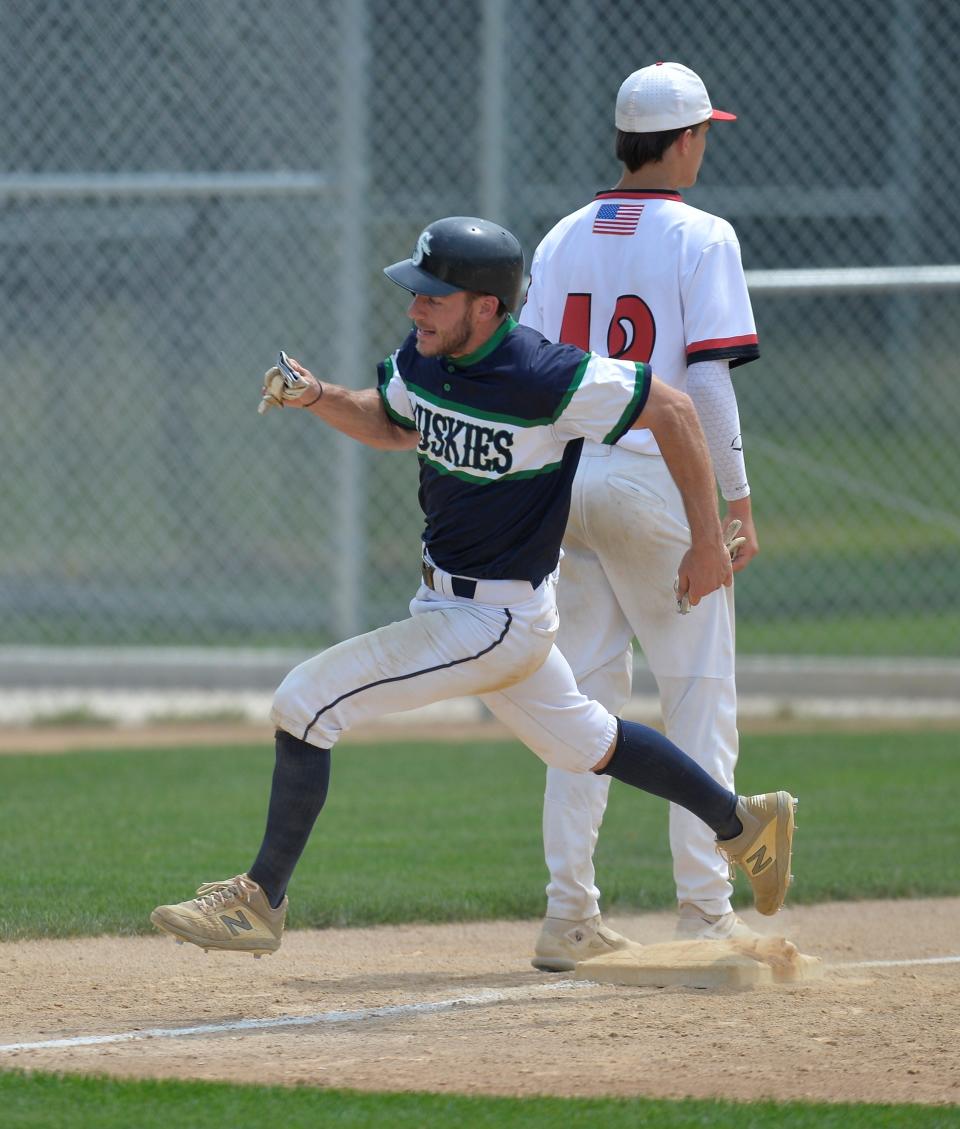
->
xmin=421 ymin=562 xmax=477 ymax=599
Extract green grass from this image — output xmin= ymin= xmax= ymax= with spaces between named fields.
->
xmin=736 ymin=612 xmax=960 ymax=656
xmin=2 ymin=729 xmax=959 ymax=940
xmin=2 ymin=1071 xmax=956 ymax=1129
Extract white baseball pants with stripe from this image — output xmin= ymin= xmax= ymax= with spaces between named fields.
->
xmin=270 ymin=566 xmax=617 ymax=774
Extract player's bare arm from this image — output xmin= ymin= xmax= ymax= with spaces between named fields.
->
xmin=266 ymin=356 xmax=418 ymax=451
xmin=633 ymin=377 xmax=731 ymax=604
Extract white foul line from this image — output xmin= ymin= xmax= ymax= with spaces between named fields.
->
xmin=835 ymin=955 xmax=960 ymax=970
xmin=1 ymin=954 xmax=957 ymax=1056
xmin=0 ymin=980 xmax=591 ymax=1054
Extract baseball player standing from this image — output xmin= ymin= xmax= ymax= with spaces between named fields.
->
xmin=151 ymin=216 xmax=796 ymax=958
xmin=520 ymin=62 xmax=766 ymax=970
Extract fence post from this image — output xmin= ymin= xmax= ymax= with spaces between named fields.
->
xmin=333 ymin=0 xmax=371 ymax=640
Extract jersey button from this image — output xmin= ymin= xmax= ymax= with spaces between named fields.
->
xmin=446 ymin=365 xmax=456 ymax=374
xmin=443 ymin=383 xmax=452 ymax=392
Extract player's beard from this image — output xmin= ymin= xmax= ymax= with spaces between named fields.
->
xmin=414 ymin=304 xmax=476 ymax=357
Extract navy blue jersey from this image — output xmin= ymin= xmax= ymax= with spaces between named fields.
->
xmin=379 ymin=317 xmax=649 ymax=585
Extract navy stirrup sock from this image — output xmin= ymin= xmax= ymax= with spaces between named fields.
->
xmin=599 ymin=719 xmax=741 ymax=839
xmin=248 ymin=729 xmax=331 ymax=907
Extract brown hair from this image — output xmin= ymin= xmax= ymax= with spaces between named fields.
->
xmin=616 ymin=120 xmax=706 ymax=172
xmin=467 ymin=292 xmax=510 ymax=319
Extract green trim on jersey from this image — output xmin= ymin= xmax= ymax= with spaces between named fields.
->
xmin=404 ymin=349 xmax=592 ymax=429
xmin=447 ymin=314 xmax=517 ymax=368
xmin=602 ymin=362 xmax=651 ymax=444
xmin=404 ymin=381 xmax=558 ymax=427
xmin=378 ymin=356 xmax=416 ymax=428
xmin=419 ymin=451 xmax=565 ymax=484
xmin=550 ymin=351 xmax=590 ymax=421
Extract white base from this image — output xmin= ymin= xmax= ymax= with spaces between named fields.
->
xmin=573 ymin=935 xmax=823 ymax=989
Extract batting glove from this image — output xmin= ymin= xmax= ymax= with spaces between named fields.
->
xmin=257 ymin=352 xmax=321 ymax=415
xmin=724 ymin=518 xmax=747 ymax=562
xmin=673 ymin=520 xmax=746 ymax=614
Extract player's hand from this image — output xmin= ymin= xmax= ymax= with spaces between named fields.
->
xmin=724 ymin=497 xmax=759 ymax=573
xmin=673 ymin=536 xmax=733 ymax=614
xmin=257 ymin=356 xmax=323 ymax=415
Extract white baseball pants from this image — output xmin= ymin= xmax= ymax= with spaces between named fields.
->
xmin=543 ymin=442 xmax=739 ymax=919
xmin=271 ymin=564 xmax=617 ymax=773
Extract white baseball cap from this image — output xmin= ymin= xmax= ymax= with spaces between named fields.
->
xmin=615 ymin=61 xmax=736 ymax=133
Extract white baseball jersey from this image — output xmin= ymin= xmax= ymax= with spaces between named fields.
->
xmin=520 ymin=187 xmax=758 ymax=919
xmin=520 ymin=189 xmax=758 ymax=455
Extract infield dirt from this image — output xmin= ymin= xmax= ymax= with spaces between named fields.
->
xmin=2 ymin=898 xmax=959 ymax=1107
xmin=3 ymin=722 xmax=959 ymax=1107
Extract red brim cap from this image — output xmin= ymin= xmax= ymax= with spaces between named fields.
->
xmin=711 ymin=108 xmax=737 ymax=121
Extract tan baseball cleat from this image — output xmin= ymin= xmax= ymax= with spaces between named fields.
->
xmin=531 ymin=914 xmax=643 ymax=972
xmin=151 ymin=873 xmax=286 ymax=957
xmin=716 ymin=791 xmax=797 ymax=916
xmin=674 ymin=902 xmax=763 ymax=942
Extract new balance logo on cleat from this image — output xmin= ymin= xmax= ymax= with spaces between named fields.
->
xmin=746 ymin=845 xmax=773 ymax=875
xmin=220 ymin=911 xmax=254 ymax=934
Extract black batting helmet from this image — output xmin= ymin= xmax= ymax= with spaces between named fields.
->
xmin=383 ymin=216 xmax=524 ymax=311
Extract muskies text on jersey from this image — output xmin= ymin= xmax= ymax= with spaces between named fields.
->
xmin=413 ymin=402 xmax=514 ymax=474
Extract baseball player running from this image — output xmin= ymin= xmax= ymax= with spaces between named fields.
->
xmin=151 ymin=216 xmax=795 ymax=959
xmin=520 ymin=62 xmax=766 ymax=970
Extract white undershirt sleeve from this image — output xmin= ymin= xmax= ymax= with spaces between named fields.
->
xmin=686 ymin=359 xmax=750 ymax=501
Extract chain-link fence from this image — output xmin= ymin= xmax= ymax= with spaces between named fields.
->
xmin=2 ymin=0 xmax=958 ymax=657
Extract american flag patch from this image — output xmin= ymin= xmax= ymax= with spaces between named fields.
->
xmin=592 ymin=201 xmax=645 ymax=235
